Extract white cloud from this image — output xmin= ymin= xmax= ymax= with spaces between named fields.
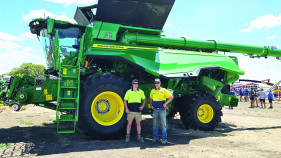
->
xmin=56 ymin=15 xmax=77 ymax=24
xmin=0 ymin=40 xmax=21 ymax=49
xmin=240 ymin=27 xmax=253 ymax=33
xmin=45 ymin=0 xmax=98 ymax=5
xmin=20 ymin=32 xmax=38 ymax=39
xmin=0 ymin=32 xmax=25 ymax=42
xmin=23 ymin=9 xmax=56 ymax=22
xmin=0 ymin=48 xmax=45 ymax=75
xmin=240 ymin=13 xmax=281 ymax=32
xmin=23 ymin=9 xmax=76 ymax=23
xmin=266 ymin=36 xmax=276 ymax=40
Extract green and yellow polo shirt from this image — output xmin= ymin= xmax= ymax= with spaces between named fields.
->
xmin=150 ymin=87 xmax=172 ymax=109
xmin=124 ymin=89 xmax=145 ymax=112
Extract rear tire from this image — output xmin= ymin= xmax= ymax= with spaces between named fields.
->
xmin=78 ymin=75 xmax=129 ymax=139
xmin=179 ymin=93 xmax=222 ymax=130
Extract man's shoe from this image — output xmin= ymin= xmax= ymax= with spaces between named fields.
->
xmin=152 ymin=138 xmax=158 ymax=143
xmin=160 ymin=139 xmax=167 ymax=144
xmin=125 ymin=135 xmax=130 ymax=143
xmin=137 ymin=135 xmax=144 ymax=143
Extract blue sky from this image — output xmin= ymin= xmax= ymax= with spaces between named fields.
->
xmin=0 ymin=0 xmax=281 ymax=85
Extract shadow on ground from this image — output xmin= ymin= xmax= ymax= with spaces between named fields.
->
xmin=3 ymin=116 xmax=280 ymax=157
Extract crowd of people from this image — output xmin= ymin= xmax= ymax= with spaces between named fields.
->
xmin=231 ymin=88 xmax=274 ymax=109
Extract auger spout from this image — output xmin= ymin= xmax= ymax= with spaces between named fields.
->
xmin=120 ymin=32 xmax=281 ymax=58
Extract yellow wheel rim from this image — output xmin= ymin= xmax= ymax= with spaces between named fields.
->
xmin=197 ymin=104 xmax=214 ymax=123
xmin=91 ymin=91 xmax=124 ymax=126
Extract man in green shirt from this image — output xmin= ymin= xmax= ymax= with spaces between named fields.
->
xmin=124 ymin=79 xmax=146 ymax=143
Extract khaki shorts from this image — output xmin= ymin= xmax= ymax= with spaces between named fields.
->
xmin=127 ymin=112 xmax=142 ymax=122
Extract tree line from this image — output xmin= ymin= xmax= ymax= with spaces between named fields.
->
xmin=1 ymin=63 xmax=45 ymax=78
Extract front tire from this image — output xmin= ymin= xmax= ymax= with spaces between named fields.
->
xmin=79 ymin=75 xmax=129 ymax=139
xmin=179 ymin=93 xmax=222 ymax=130
xmin=11 ymin=103 xmax=21 ymax=112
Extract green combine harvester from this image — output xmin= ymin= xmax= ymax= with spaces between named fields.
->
xmin=3 ymin=0 xmax=281 ymax=138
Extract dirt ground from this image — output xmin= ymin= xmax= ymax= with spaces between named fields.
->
xmin=1 ymin=100 xmax=281 ymax=158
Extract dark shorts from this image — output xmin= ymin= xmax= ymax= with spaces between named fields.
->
xmin=269 ymin=98 xmax=273 ymax=103
xmin=250 ymin=97 xmax=254 ymax=101
xmin=260 ymin=99 xmax=265 ymax=102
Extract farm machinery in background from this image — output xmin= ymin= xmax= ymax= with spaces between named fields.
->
xmin=3 ymin=0 xmax=281 ymax=138
xmin=231 ymin=79 xmax=274 ymax=89
xmin=267 ymin=80 xmax=281 ymax=100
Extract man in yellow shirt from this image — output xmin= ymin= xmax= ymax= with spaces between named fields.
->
xmin=149 ymin=78 xmax=173 ymax=144
xmin=124 ymin=79 xmax=146 ymax=143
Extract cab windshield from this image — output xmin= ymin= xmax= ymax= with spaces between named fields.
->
xmin=40 ymin=27 xmax=82 ymax=69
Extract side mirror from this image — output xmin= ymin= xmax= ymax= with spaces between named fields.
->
xmin=47 ymin=19 xmax=55 ymax=34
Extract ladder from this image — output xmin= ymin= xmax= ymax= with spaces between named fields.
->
xmin=55 ymin=32 xmax=84 ymax=134
xmin=56 ymin=65 xmax=80 ymax=133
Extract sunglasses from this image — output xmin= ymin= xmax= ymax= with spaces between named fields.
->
xmin=155 ymin=82 xmax=160 ymax=84
xmin=133 ymin=83 xmax=138 ymax=85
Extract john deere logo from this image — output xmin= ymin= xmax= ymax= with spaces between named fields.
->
xmin=105 ymin=32 xmax=112 ymax=39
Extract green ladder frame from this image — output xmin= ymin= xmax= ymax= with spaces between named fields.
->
xmin=55 ymin=31 xmax=84 ymax=133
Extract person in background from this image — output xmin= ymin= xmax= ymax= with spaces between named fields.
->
xmin=249 ymin=88 xmax=254 ymax=108
xmin=239 ymin=88 xmax=243 ymax=102
xmin=253 ymin=89 xmax=259 ymax=107
xmin=257 ymin=88 xmax=266 ymax=108
xmin=244 ymin=88 xmax=249 ymax=102
xmin=231 ymin=89 xmax=236 ymax=96
xmin=268 ymin=90 xmax=274 ymax=109
xmin=149 ymin=78 xmax=173 ymax=144
xmin=124 ymin=79 xmax=146 ymax=143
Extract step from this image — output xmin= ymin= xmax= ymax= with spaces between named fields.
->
xmin=61 ymin=65 xmax=77 ymax=68
xmin=60 ymin=102 xmax=76 ymax=107
xmin=57 ymin=130 xmax=75 ymax=134
xmin=59 ymin=106 xmax=76 ymax=110
xmin=61 ymin=86 xmax=77 ymax=89
xmin=59 ymin=114 xmax=75 ymax=121
xmin=57 ymin=121 xmax=76 ymax=133
xmin=61 ymin=75 xmax=77 ymax=79
xmin=60 ymin=97 xmax=77 ymax=100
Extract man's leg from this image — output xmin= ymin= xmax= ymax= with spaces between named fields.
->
xmin=153 ymin=109 xmax=159 ymax=140
xmin=125 ymin=112 xmax=134 ymax=142
xmin=159 ymin=109 xmax=167 ymax=141
xmin=136 ymin=121 xmax=144 ymax=142
xmin=127 ymin=121 xmax=132 ymax=135
xmin=136 ymin=121 xmax=141 ymax=135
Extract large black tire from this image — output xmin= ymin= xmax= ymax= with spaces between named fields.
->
xmin=179 ymin=93 xmax=222 ymax=131
xmin=78 ymin=75 xmax=129 ymax=139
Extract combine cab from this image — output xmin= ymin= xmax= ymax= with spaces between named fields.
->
xmin=3 ymin=0 xmax=281 ymax=138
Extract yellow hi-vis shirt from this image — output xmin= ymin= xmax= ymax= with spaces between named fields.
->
xmin=124 ymin=89 xmax=145 ymax=103
xmin=150 ymin=87 xmax=172 ymax=101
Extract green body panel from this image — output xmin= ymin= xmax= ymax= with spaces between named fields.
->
xmin=5 ymin=76 xmax=58 ymax=106
xmin=7 ymin=76 xmax=21 ymax=98
xmin=86 ymin=42 xmax=244 ymax=78
xmin=0 ymin=78 xmax=8 ymax=100
xmin=197 ymin=76 xmax=238 ymax=106
xmin=16 ymin=78 xmax=58 ymax=105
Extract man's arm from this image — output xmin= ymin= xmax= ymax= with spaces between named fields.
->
xmin=163 ymin=96 xmax=174 ymax=108
xmin=139 ymin=98 xmax=146 ymax=110
xmin=149 ymin=98 xmax=153 ymax=109
xmin=124 ymin=99 xmax=130 ymax=113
